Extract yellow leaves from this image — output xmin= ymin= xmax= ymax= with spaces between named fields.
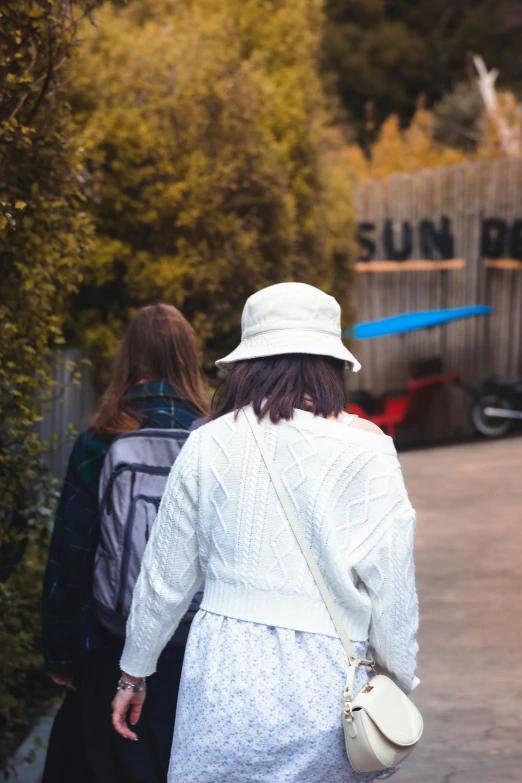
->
xmin=349 ymin=89 xmax=522 ymax=181
xmin=348 ymin=111 xmax=468 ymax=180
xmin=66 ymin=0 xmax=356 ymax=370
xmin=1 ymin=9 xmax=93 ymax=667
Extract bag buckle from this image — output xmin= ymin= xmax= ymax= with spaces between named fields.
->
xmin=358 ymin=658 xmax=379 ymax=674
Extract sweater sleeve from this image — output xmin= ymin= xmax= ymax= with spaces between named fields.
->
xmin=120 ymin=430 xmax=203 ymax=677
xmin=354 ymin=453 xmax=420 ymax=694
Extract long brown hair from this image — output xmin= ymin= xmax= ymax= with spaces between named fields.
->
xmin=92 ymin=304 xmax=209 ymax=439
xmin=211 ymin=355 xmax=346 ymax=423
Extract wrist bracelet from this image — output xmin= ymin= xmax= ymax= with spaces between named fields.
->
xmin=117 ymin=677 xmax=145 ymax=693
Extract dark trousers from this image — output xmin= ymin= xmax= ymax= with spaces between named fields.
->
xmin=42 ymin=646 xmax=185 ymax=783
xmin=42 ymin=688 xmax=92 ymax=783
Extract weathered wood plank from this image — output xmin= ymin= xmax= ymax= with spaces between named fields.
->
xmin=352 ymin=158 xmax=522 ymax=441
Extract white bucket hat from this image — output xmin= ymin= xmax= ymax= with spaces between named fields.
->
xmin=215 ymin=282 xmax=361 ymax=372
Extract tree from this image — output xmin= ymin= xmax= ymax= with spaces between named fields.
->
xmin=67 ymin=0 xmax=357 ymax=376
xmin=432 ymin=83 xmax=484 ymax=152
xmin=345 ymin=97 xmax=517 ymax=181
xmin=323 ymin=0 xmax=522 ymax=146
xmin=0 ymin=0 xmax=92 ymax=762
xmin=347 ymin=110 xmax=468 ymax=180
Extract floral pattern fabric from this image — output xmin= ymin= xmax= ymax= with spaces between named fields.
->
xmin=170 ymin=611 xmax=399 ymax=783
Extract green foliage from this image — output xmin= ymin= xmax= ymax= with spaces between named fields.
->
xmin=0 ymin=0 xmax=93 ymax=766
xmin=323 ymin=0 xmax=522 ymax=146
xmin=0 ymin=0 xmax=92 ymax=556
xmin=0 ymin=480 xmax=57 ymax=776
xmin=432 ymin=83 xmax=484 ymax=152
xmin=346 ymin=110 xmax=469 ymax=180
xmin=67 ymin=0 xmax=357 ymax=375
xmin=346 ymin=96 xmax=515 ymax=181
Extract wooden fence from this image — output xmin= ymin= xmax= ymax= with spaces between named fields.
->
xmin=350 ymin=157 xmax=522 ymax=440
xmin=38 ymin=349 xmax=95 ymax=479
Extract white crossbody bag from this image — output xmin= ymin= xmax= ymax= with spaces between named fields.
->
xmin=244 ymin=406 xmax=423 ymax=774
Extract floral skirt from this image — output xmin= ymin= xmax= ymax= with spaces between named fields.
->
xmin=169 ymin=611 xmax=398 ymax=783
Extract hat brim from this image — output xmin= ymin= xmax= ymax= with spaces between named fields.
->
xmin=215 ymin=331 xmax=361 ymax=372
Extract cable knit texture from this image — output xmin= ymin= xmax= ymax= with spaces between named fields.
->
xmin=121 ymin=408 xmax=419 ymax=694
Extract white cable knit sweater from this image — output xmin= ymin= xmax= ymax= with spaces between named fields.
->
xmin=121 ymin=408 xmax=419 ymax=692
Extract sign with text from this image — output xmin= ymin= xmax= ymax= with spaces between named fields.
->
xmin=356 ymin=216 xmax=522 ymax=271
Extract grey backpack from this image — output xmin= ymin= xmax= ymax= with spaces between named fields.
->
xmin=92 ymin=426 xmax=203 ymax=644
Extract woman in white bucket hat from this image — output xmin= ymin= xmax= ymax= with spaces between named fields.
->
xmin=114 ymin=283 xmax=419 ymax=783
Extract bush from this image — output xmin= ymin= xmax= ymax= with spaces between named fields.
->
xmin=0 ymin=475 xmax=58 ymax=776
xmin=66 ymin=0 xmax=357 ymax=376
xmin=0 ymin=0 xmax=93 ymax=768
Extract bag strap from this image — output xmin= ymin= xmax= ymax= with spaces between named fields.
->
xmin=243 ymin=405 xmax=359 ymax=667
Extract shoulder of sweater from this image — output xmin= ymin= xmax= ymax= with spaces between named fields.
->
xmin=291 ymin=409 xmax=398 ymax=457
xmin=197 ymin=410 xmax=397 ymax=457
xmin=193 ymin=411 xmax=238 ymax=433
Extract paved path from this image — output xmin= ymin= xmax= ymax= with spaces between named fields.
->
xmin=397 ymin=437 xmax=522 ymax=783
xmin=12 ymin=438 xmax=521 ymax=782
xmin=10 ymin=706 xmax=58 ymax=783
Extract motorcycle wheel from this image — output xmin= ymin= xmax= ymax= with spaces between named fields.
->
xmin=471 ymin=393 xmax=514 ymax=438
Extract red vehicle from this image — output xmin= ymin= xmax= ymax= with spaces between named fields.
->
xmin=344 ymin=307 xmax=492 ymax=439
xmin=348 ymin=357 xmax=460 ymax=439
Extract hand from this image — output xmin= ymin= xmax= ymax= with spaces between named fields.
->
xmin=51 ymin=673 xmax=76 ymax=691
xmin=112 ymin=675 xmax=147 ymax=741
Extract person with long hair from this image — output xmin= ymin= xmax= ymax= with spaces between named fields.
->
xmin=42 ymin=304 xmax=208 ymax=783
xmin=112 ymin=283 xmax=420 ymax=782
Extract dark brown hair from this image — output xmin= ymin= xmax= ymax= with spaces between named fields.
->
xmin=211 ymin=354 xmax=347 ymax=423
xmin=92 ymin=304 xmax=209 ymax=439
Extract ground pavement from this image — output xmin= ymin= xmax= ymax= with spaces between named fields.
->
xmin=397 ymin=436 xmax=522 ymax=783
xmin=13 ymin=437 xmax=522 ymax=782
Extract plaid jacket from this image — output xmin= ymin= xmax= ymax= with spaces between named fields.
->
xmin=42 ymin=382 xmax=202 ymax=673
